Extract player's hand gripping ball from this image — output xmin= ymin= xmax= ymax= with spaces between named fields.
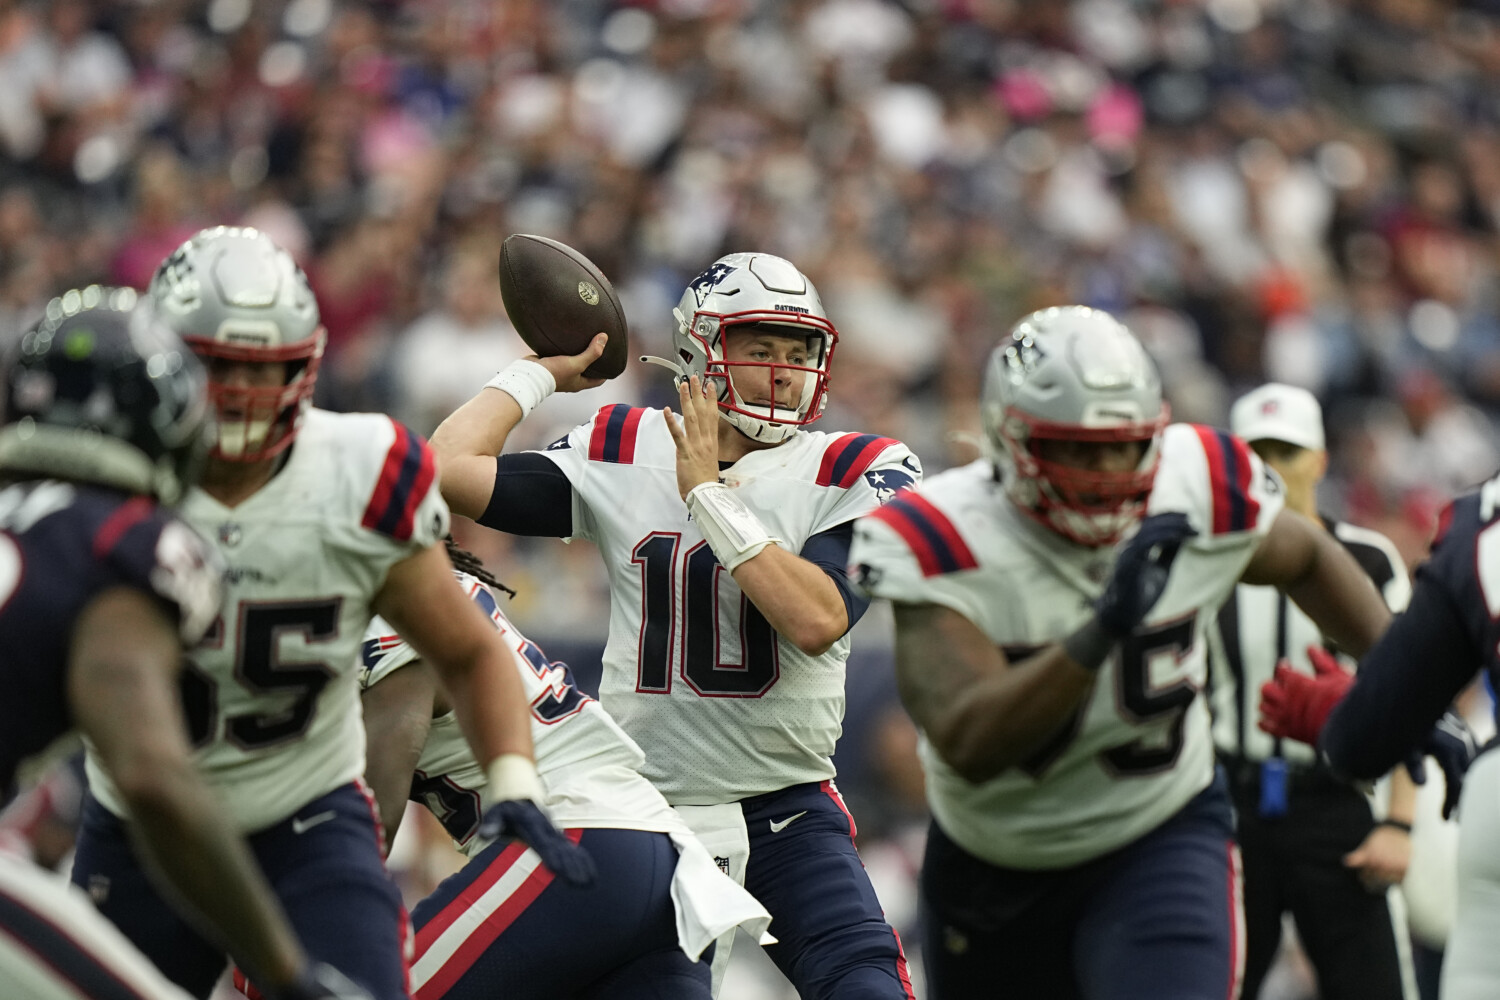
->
xmin=498 ymin=234 xmax=629 ymax=380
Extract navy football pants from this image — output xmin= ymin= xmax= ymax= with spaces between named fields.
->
xmin=741 ymin=781 xmax=916 ymax=1000
xmin=409 ymin=827 xmax=709 ymax=1000
xmin=921 ymin=770 xmax=1243 ymax=1000
xmin=71 ymin=782 xmax=410 ymax=1000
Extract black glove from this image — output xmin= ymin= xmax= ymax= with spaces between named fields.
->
xmin=1094 ymin=512 xmax=1197 ymax=637
xmin=478 ymin=798 xmax=597 ymax=887
xmin=1404 ymin=709 xmax=1480 ymax=820
xmin=273 ymin=963 xmax=373 ymax=1000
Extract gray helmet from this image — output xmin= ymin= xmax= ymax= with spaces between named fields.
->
xmin=149 ymin=226 xmax=324 ymax=461
xmin=653 ymin=253 xmax=838 ymax=444
xmin=981 ymin=306 xmax=1167 ymax=546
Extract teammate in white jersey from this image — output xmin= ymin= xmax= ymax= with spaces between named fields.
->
xmin=848 ymin=306 xmax=1393 ymax=1000
xmin=70 ymin=228 xmax=591 ymax=1000
xmin=359 ymin=541 xmax=772 ymax=999
xmin=433 ymin=253 xmax=919 ymax=999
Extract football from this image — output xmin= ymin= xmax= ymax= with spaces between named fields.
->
xmin=498 ymin=234 xmax=629 ymax=379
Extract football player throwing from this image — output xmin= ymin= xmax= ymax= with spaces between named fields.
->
xmin=433 ymin=253 xmax=920 ymax=999
xmin=848 ymin=306 xmax=1393 ymax=1000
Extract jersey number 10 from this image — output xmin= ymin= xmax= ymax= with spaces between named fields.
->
xmin=632 ymin=533 xmax=780 ymax=697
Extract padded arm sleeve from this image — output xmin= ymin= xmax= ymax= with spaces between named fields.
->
xmin=479 ymin=452 xmax=575 ymax=537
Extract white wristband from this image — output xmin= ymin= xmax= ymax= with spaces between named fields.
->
xmin=484 ymin=360 xmax=556 ymax=419
xmin=486 ymin=753 xmax=545 ymax=804
xmin=685 ymin=481 xmax=782 ymax=571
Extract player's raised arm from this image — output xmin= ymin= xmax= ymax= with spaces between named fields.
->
xmin=431 ymin=336 xmax=607 ymax=520
xmin=70 ymin=586 xmax=339 ymax=1000
xmin=371 ymin=541 xmax=595 ymax=886
xmin=1241 ymin=507 xmax=1391 ymax=656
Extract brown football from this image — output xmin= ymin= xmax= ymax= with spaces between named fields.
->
xmin=497 ymin=234 xmax=629 ymax=379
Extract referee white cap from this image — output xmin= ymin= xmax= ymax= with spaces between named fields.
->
xmin=1230 ymin=383 xmax=1325 ymax=451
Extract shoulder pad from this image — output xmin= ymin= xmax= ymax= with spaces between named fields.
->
xmin=816 ymin=433 xmax=904 ymax=489
xmin=359 ymin=417 xmax=439 ymax=542
xmin=586 ymin=404 xmax=650 ymax=464
xmin=864 ymin=490 xmax=978 ymax=577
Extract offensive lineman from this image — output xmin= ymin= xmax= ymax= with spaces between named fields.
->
xmin=70 ymin=228 xmax=591 ymax=1000
xmin=0 ymin=290 xmax=359 ymax=1000
xmin=433 ymin=253 xmax=920 ymax=998
xmin=848 ymin=306 xmax=1393 ymax=999
xmin=359 ymin=539 xmax=773 ymax=999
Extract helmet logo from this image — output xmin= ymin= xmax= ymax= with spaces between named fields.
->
xmin=577 ymin=281 xmax=600 ymax=306
xmin=688 ymin=262 xmax=737 ymax=306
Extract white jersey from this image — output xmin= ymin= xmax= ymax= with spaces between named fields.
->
xmin=850 ymin=423 xmax=1284 ymax=869
xmin=536 ymin=405 xmax=920 ymax=805
xmin=359 ymin=571 xmax=776 ymax=961
xmin=360 ymin=571 xmax=672 ymax=855
xmin=88 ymin=409 xmax=449 ymax=832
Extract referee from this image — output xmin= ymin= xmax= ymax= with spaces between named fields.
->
xmin=1209 ymin=383 xmax=1417 ymax=1000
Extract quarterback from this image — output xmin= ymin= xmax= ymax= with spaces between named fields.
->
xmin=360 ymin=541 xmax=773 ymax=999
xmin=848 ymin=306 xmax=1392 ymax=999
xmin=433 ymin=253 xmax=919 ymax=998
xmin=70 ymin=228 xmax=589 ymax=1000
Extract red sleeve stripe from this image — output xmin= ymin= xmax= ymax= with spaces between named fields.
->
xmin=868 ymin=492 xmax=978 ymax=577
xmin=817 ymin=433 xmax=900 ymax=488
xmin=91 ymin=496 xmax=156 ymax=560
xmin=362 ymin=421 xmax=437 ymax=541
xmin=587 ymin=404 xmax=645 ymax=464
xmin=1193 ymin=425 xmax=1259 ymax=535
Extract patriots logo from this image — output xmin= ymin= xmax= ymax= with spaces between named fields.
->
xmin=865 ymin=467 xmax=916 ymax=505
xmin=689 ymin=263 xmax=736 ymax=306
xmin=546 ymin=434 xmax=571 ymax=451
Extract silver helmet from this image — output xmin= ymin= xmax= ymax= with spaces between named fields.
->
xmin=657 ymin=253 xmax=838 ymax=444
xmin=149 ymin=226 xmax=324 ymax=462
xmin=981 ymin=306 xmax=1168 ymax=546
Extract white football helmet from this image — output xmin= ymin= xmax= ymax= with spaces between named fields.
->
xmin=649 ymin=253 xmax=838 ymax=444
xmin=981 ymin=306 xmax=1168 ymax=547
xmin=149 ymin=226 xmax=324 ymax=462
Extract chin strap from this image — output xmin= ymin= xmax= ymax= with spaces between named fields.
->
xmin=639 ymin=354 xmax=729 ymax=397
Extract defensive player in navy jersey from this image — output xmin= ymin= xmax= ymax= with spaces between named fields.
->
xmin=1259 ymin=476 xmax=1500 ymax=1000
xmin=434 ymin=253 xmax=919 ymax=998
xmin=69 ymin=229 xmax=590 ymax=1000
xmin=0 ymin=288 xmax=362 ymax=1000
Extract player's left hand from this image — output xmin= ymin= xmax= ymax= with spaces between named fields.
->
xmin=478 ymin=798 xmax=597 ymax=887
xmin=1257 ymin=644 xmax=1353 ymax=746
xmin=1343 ymin=822 xmax=1411 ymax=892
xmin=1406 ymin=709 xmax=1481 ymax=820
xmin=665 ymin=374 xmax=721 ymax=501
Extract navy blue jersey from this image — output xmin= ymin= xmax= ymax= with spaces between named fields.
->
xmin=0 ymin=480 xmax=221 ymax=794
xmin=1322 ymin=477 xmax=1500 ymax=779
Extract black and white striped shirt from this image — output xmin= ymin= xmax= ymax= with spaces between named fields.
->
xmin=1208 ymin=517 xmax=1411 ymax=765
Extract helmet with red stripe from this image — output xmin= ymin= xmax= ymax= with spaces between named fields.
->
xmin=981 ymin=306 xmax=1168 ymax=547
xmin=670 ymin=253 xmax=838 ymax=445
xmin=149 ymin=227 xmax=324 ymax=462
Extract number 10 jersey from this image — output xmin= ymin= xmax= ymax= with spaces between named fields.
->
xmin=536 ymin=405 xmax=919 ymax=806
xmin=87 ymin=409 xmax=450 ymax=833
xmin=850 ymin=424 xmax=1283 ymax=869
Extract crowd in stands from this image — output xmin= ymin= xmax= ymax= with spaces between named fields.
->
xmin=3 ymin=2 xmax=1500 ymax=994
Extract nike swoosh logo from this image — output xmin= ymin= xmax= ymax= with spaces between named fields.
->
xmin=291 ymin=810 xmax=337 ymax=835
xmin=769 ymin=811 xmax=808 ymax=833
